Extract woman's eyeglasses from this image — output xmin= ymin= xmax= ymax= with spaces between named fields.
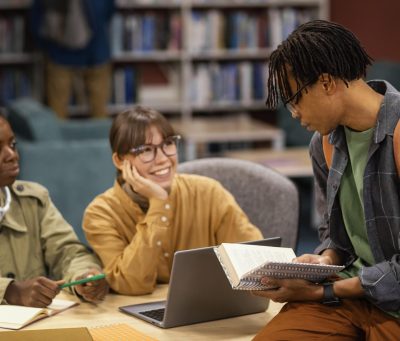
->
xmin=130 ymin=135 xmax=181 ymax=163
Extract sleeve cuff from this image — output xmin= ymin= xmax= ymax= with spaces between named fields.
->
xmin=360 ymin=261 xmax=400 ymax=312
xmin=0 ymin=278 xmax=15 ymax=304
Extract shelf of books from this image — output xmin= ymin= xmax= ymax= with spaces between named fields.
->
xmin=111 ymin=0 xmax=329 ymax=121
xmin=0 ymin=1 xmax=38 ymax=109
xmin=110 ymin=2 xmax=183 ymax=115
xmin=0 ymin=0 xmax=329 ymax=127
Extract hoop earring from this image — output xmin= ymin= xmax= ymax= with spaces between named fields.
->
xmin=0 ymin=187 xmax=11 ymax=222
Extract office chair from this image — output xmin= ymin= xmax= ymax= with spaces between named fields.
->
xmin=178 ymin=158 xmax=299 ymax=249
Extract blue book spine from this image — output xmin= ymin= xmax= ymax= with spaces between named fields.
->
xmin=124 ymin=67 xmax=135 ymax=104
xmin=142 ymin=14 xmax=156 ymax=51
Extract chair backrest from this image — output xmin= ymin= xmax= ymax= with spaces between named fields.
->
xmin=7 ymin=97 xmax=112 ymax=142
xmin=7 ymin=97 xmax=62 ymax=141
xmin=178 ymin=158 xmax=299 ymax=249
xmin=17 ymin=139 xmax=115 ymax=244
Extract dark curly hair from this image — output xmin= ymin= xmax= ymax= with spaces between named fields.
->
xmin=266 ymin=20 xmax=373 ymax=109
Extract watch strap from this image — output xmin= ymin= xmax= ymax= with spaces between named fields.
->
xmin=322 ymin=282 xmax=341 ymax=306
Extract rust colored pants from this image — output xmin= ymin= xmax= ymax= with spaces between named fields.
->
xmin=46 ymin=60 xmax=111 ymax=119
xmin=254 ymin=299 xmax=400 ymax=341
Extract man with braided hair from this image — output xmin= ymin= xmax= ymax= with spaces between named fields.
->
xmin=253 ymin=20 xmax=400 ymax=340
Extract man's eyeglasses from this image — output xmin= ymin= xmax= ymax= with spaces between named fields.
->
xmin=130 ymin=135 xmax=181 ymax=163
xmin=283 ymin=80 xmax=313 ymax=110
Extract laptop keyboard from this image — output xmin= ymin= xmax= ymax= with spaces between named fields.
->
xmin=139 ymin=308 xmax=165 ymax=321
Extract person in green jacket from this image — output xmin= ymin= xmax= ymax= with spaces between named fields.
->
xmin=0 ymin=113 xmax=108 ymax=307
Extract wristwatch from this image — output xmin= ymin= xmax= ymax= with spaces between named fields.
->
xmin=321 ymin=282 xmax=341 ymax=306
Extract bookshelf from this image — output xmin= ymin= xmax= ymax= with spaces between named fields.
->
xmin=109 ymin=0 xmax=329 ymax=158
xmin=0 ymin=0 xmax=329 ymax=116
xmin=110 ymin=0 xmax=329 ymax=122
xmin=0 ymin=0 xmax=329 ymax=157
xmin=0 ymin=0 xmax=42 ymax=110
xmin=109 ymin=1 xmax=183 ymax=117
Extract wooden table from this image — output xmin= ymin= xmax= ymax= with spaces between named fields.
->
xmin=171 ymin=116 xmax=285 ymax=161
xmin=225 ymin=147 xmax=313 ymax=178
xmin=17 ymin=286 xmax=283 ymax=340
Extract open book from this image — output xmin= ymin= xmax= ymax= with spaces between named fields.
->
xmin=0 ymin=299 xmax=78 ymax=330
xmin=214 ymin=243 xmax=345 ymax=290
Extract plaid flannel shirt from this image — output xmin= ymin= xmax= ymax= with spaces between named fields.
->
xmin=311 ymin=80 xmax=400 ymax=313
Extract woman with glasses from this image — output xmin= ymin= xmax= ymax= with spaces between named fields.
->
xmin=82 ymin=106 xmax=262 ymax=295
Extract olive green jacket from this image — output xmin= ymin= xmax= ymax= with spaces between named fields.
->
xmin=0 ymin=180 xmax=101 ymax=302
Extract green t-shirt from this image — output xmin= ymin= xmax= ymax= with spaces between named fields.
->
xmin=339 ymin=127 xmax=399 ymax=318
xmin=339 ymin=126 xmax=375 ymax=270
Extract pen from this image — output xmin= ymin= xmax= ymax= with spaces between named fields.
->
xmin=60 ymin=273 xmax=106 ymax=289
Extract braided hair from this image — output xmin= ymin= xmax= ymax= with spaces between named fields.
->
xmin=265 ymin=20 xmax=373 ymax=109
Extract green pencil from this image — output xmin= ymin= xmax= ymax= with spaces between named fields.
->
xmin=60 ymin=273 xmax=106 ymax=288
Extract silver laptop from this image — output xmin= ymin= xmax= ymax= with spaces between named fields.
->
xmin=119 ymin=237 xmax=282 ymax=328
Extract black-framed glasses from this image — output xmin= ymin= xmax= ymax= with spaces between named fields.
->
xmin=130 ymin=135 xmax=181 ymax=163
xmin=283 ymin=80 xmax=314 ymax=108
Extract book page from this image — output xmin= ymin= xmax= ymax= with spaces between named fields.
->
xmin=0 ymin=299 xmax=78 ymax=330
xmin=0 ymin=306 xmax=46 ymax=330
xmin=46 ymin=298 xmax=79 ymax=315
xmin=220 ymin=244 xmax=296 ymax=279
xmin=217 ymin=244 xmax=345 ymax=291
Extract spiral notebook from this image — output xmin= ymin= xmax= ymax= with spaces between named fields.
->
xmin=214 ymin=243 xmax=345 ymax=290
